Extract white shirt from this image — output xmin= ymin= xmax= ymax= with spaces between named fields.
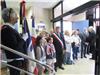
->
xmin=4 ymin=23 xmax=15 ymax=29
xmin=71 ymin=35 xmax=81 ymax=46
xmin=64 ymin=35 xmax=72 ymax=53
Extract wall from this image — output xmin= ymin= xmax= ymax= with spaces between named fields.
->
xmin=18 ymin=6 xmax=53 ymax=35
xmin=33 ymin=7 xmax=53 ymax=33
xmin=72 ymin=20 xmax=89 ymax=32
xmin=0 ymin=5 xmax=52 ymax=35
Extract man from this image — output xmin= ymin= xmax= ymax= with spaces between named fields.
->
xmin=1 ymin=8 xmax=26 ymax=75
xmin=95 ymin=26 xmax=100 ymax=75
xmin=87 ymin=26 xmax=96 ymax=60
xmin=77 ymin=29 xmax=87 ymax=58
xmin=51 ymin=27 xmax=66 ymax=71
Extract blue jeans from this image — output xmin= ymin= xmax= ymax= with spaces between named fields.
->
xmin=72 ymin=46 xmax=79 ymax=60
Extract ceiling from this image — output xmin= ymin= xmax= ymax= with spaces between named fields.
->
xmin=4 ymin=0 xmax=93 ymax=12
xmin=5 ymin=0 xmax=61 ymax=9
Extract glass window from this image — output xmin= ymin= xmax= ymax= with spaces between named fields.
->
xmin=63 ymin=21 xmax=72 ymax=33
xmin=63 ymin=0 xmax=91 ymax=14
xmin=54 ymin=4 xmax=61 ymax=18
xmin=54 ymin=21 xmax=61 ymax=27
xmin=96 ymin=7 xmax=99 ymax=19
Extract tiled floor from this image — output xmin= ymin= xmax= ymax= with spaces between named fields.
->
xmin=56 ymin=57 xmax=95 ymax=75
xmin=1 ymin=55 xmax=95 ymax=75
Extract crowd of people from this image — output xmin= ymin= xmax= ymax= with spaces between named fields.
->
xmin=33 ymin=25 xmax=96 ymax=75
xmin=1 ymin=8 xmax=96 ymax=75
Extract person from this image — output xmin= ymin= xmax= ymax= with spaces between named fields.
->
xmin=87 ymin=26 xmax=96 ymax=60
xmin=71 ymin=30 xmax=81 ymax=60
xmin=1 ymin=8 xmax=26 ymax=75
xmin=64 ymin=30 xmax=73 ymax=64
xmin=51 ymin=27 xmax=66 ymax=71
xmin=95 ymin=26 xmax=100 ymax=75
xmin=45 ymin=37 xmax=56 ymax=75
xmin=77 ymin=29 xmax=87 ymax=58
xmin=35 ymin=36 xmax=46 ymax=75
xmin=39 ymin=31 xmax=47 ymax=49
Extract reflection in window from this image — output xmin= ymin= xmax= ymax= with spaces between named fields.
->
xmin=63 ymin=0 xmax=90 ymax=14
xmin=63 ymin=21 xmax=72 ymax=33
xmin=54 ymin=4 xmax=61 ymax=18
xmin=54 ymin=21 xmax=61 ymax=28
xmin=96 ymin=7 xmax=99 ymax=19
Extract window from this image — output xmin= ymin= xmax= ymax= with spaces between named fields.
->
xmin=54 ymin=4 xmax=61 ymax=18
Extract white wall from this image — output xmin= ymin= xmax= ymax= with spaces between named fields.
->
xmin=32 ymin=7 xmax=53 ymax=33
xmin=16 ymin=6 xmax=53 ymax=35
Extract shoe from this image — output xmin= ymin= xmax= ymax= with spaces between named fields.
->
xmin=89 ymin=58 xmax=95 ymax=60
xmin=59 ymin=66 xmax=64 ymax=70
xmin=84 ymin=56 xmax=87 ymax=58
xmin=55 ymin=68 xmax=57 ymax=72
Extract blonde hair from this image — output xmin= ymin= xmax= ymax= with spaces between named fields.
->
xmin=65 ymin=30 xmax=70 ymax=36
xmin=39 ymin=30 xmax=48 ymax=37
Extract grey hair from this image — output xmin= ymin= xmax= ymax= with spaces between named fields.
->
xmin=88 ymin=26 xmax=95 ymax=33
xmin=2 ymin=8 xmax=16 ymax=23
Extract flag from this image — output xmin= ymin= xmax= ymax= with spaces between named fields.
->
xmin=1 ymin=0 xmax=7 ymax=10
xmin=31 ymin=16 xmax=36 ymax=36
xmin=23 ymin=18 xmax=36 ymax=75
xmin=32 ymin=16 xmax=35 ymax=28
xmin=33 ymin=67 xmax=38 ymax=75
xmin=20 ymin=1 xmax=26 ymax=25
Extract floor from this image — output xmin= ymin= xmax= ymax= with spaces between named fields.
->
xmin=56 ymin=56 xmax=95 ymax=75
xmin=1 ymin=55 xmax=95 ymax=75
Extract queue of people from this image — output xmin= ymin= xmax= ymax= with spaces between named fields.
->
xmin=34 ymin=26 xmax=96 ymax=75
xmin=1 ymin=8 xmax=97 ymax=75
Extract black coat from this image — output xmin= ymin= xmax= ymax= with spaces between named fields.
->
xmin=79 ymin=32 xmax=87 ymax=43
xmin=1 ymin=25 xmax=26 ymax=59
xmin=96 ymin=26 xmax=100 ymax=57
xmin=87 ymin=30 xmax=96 ymax=53
xmin=51 ymin=33 xmax=66 ymax=54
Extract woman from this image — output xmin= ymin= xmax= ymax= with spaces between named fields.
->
xmin=64 ymin=31 xmax=72 ymax=64
xmin=35 ymin=36 xmax=46 ymax=75
xmin=71 ymin=30 xmax=81 ymax=60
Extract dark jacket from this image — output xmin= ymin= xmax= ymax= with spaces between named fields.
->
xmin=1 ymin=25 xmax=26 ymax=59
xmin=51 ymin=32 xmax=66 ymax=53
xmin=87 ymin=30 xmax=96 ymax=53
xmin=96 ymin=26 xmax=100 ymax=57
